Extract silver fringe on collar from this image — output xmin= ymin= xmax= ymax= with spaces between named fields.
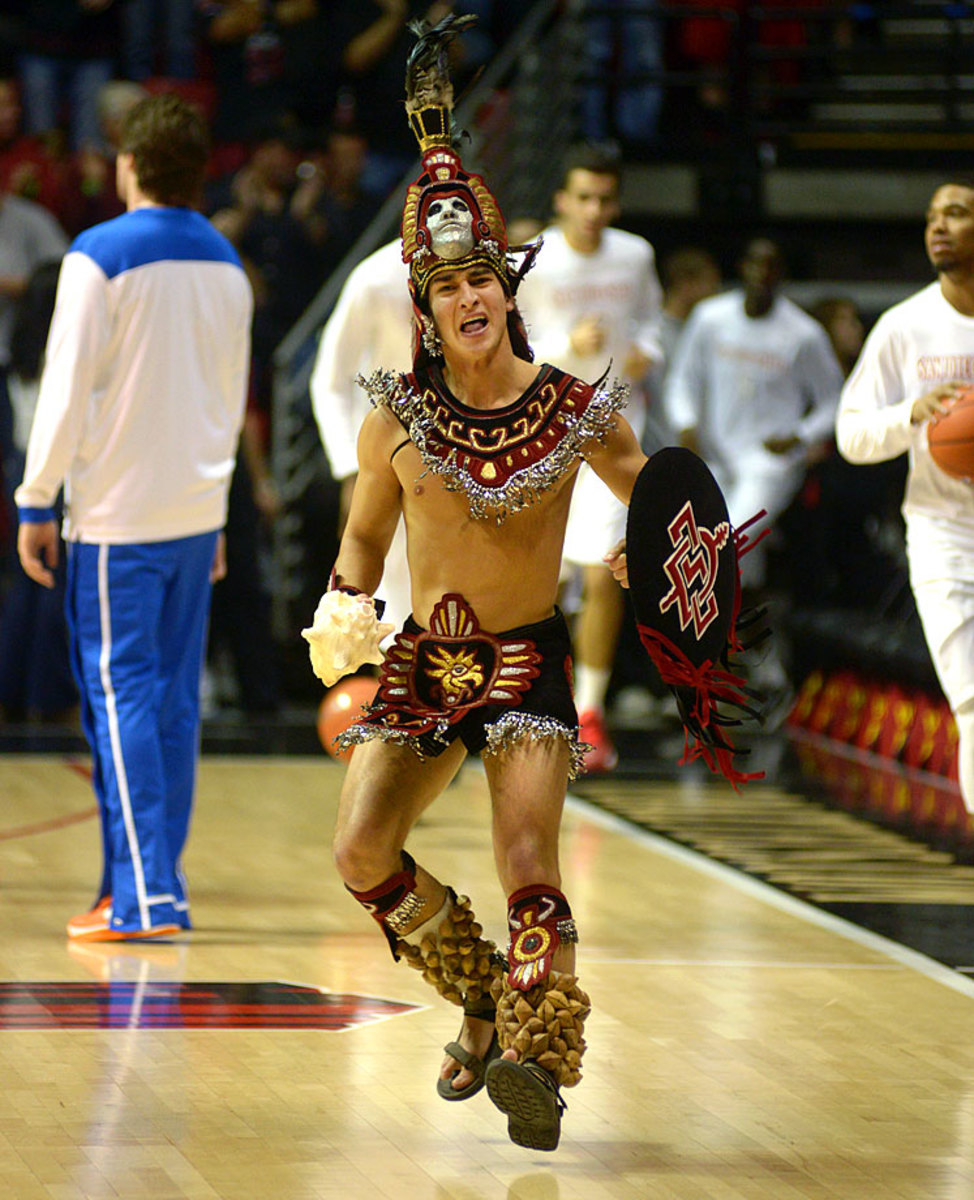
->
xmin=358 ymin=368 xmax=630 ymax=524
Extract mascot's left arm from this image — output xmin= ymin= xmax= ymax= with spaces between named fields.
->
xmin=585 ymin=413 xmax=648 ymax=509
xmin=586 ymin=414 xmax=647 ymax=592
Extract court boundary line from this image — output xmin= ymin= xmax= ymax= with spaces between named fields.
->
xmin=568 ymin=792 xmax=974 ymax=1001
xmin=0 ymin=806 xmax=98 ymax=842
xmin=0 ymin=757 xmax=95 ymax=842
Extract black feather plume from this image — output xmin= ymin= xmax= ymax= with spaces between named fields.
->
xmin=405 ymin=12 xmax=478 ymax=106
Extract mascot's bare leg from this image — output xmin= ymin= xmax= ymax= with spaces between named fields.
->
xmin=485 ymin=886 xmax=591 ymax=1151
xmin=345 ymin=850 xmax=507 ymax=1100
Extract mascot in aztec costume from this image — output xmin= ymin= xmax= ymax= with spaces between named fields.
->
xmin=303 ymin=15 xmax=764 ymax=1151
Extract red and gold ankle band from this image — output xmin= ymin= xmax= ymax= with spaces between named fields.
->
xmin=505 ymin=885 xmax=578 ymax=991
xmin=345 ymin=850 xmax=427 ymax=956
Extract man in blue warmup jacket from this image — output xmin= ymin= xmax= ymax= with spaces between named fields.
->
xmin=16 ymin=93 xmax=253 ymax=941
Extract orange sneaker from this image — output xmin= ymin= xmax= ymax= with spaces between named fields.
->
xmin=66 ymin=896 xmax=112 ymax=939
xmin=66 ymin=897 xmax=181 ymax=942
xmin=578 ymin=709 xmax=618 ymax=774
xmin=73 ymin=923 xmax=183 ymax=943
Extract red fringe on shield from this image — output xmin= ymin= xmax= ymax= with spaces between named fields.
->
xmin=635 ymin=513 xmax=770 ymax=789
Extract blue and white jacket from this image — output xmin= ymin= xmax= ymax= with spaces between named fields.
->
xmin=16 ymin=206 xmax=253 ymax=544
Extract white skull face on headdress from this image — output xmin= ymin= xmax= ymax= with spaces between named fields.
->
xmin=425 ymin=195 xmax=474 ymax=260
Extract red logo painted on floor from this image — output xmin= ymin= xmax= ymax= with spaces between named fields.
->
xmin=0 ymin=982 xmax=421 ymax=1030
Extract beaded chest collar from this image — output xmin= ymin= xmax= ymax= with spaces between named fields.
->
xmin=360 ymin=364 xmax=628 ymax=522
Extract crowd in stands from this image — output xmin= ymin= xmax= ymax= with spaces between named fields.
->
xmin=0 ymin=0 xmax=525 ymax=720
xmin=580 ymin=1 xmax=883 ymax=157
xmin=0 ymin=1 xmax=908 ymax=728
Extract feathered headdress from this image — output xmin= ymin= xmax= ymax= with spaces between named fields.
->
xmin=400 ymin=14 xmax=538 ymax=367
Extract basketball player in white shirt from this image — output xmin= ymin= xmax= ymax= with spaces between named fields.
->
xmin=516 ymin=144 xmax=663 ymax=771
xmin=665 ymin=238 xmax=843 ymax=570
xmin=837 ymin=180 xmax=974 ymax=819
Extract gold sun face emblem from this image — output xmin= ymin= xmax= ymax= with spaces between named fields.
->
xmin=426 ymin=645 xmax=485 ymax=703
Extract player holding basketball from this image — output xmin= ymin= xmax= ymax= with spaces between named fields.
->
xmin=302 ymin=15 xmax=757 ymax=1152
xmin=836 ymin=179 xmax=974 ymax=818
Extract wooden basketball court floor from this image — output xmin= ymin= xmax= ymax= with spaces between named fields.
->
xmin=4 ymin=751 xmax=974 ymax=1200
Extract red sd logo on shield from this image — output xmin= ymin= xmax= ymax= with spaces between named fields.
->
xmin=659 ymin=501 xmax=730 ymax=639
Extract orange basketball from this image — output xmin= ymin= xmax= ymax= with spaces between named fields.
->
xmin=317 ymin=675 xmax=379 ymax=761
xmin=928 ymin=387 xmax=974 ymax=480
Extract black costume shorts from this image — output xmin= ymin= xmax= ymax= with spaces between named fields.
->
xmin=336 ymin=600 xmax=579 ymax=763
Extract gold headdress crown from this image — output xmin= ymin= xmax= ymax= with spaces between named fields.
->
xmin=401 ymin=14 xmax=509 ymax=307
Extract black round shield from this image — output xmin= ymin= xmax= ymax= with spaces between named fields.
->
xmin=626 ymin=447 xmax=738 ymax=669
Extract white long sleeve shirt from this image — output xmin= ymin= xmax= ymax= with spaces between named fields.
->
xmin=665 ymin=290 xmax=843 ymax=464
xmin=836 ymin=281 xmax=974 ymax=523
xmin=16 ymin=206 xmax=252 ymax=543
xmin=515 ymin=225 xmax=663 ymax=402
xmin=309 ymin=240 xmax=413 ymax=481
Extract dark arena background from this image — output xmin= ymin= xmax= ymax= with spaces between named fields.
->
xmin=3 ymin=4 xmax=974 ymax=1198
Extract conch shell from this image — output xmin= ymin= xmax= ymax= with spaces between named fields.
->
xmin=301 ymin=590 xmax=395 ymax=687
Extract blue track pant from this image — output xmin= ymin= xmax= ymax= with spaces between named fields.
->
xmin=66 ymin=532 xmax=216 ymax=933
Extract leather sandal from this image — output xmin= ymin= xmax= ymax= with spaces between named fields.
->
xmin=436 ymin=1030 xmax=501 ymax=1101
xmin=485 ymin=1057 xmax=567 ymax=1151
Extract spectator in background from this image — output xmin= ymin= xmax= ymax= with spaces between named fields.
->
xmin=199 ymin=0 xmax=334 ymax=147
xmin=15 ymin=0 xmax=121 ymax=155
xmin=0 ymin=177 xmax=69 ymax=576
xmin=664 ymin=237 xmax=843 ymax=695
xmin=267 ymin=123 xmax=374 ymax=278
xmin=0 ymin=74 xmax=73 ymax=226
xmin=0 ymin=74 xmax=149 ymax=238
xmin=64 ymin=80 xmax=148 ymax=236
xmin=314 ymin=124 xmax=373 ymax=251
xmin=275 ymin=3 xmax=345 ymax=136
xmin=335 ymin=0 xmax=451 ymax=200
xmin=0 ymin=261 xmax=76 ymax=723
xmin=207 ymin=120 xmax=329 ymax=397
xmin=578 ymin=0 xmax=664 ymax=155
xmin=4 ymin=263 xmax=61 ymax=479
xmin=205 ymin=119 xmax=336 ymax=715
xmin=646 ymin=244 xmax=723 ymax=451
xmin=121 ymin=0 xmax=198 ymax=82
